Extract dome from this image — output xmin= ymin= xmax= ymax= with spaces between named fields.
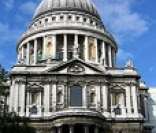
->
xmin=17 ymin=0 xmax=117 ymax=67
xmin=34 ymin=0 xmax=100 ymax=19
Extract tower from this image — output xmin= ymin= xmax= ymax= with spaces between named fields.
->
xmin=9 ymin=0 xmax=149 ymax=132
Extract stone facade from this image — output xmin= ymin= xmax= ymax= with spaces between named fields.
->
xmin=147 ymin=88 xmax=156 ymax=133
xmin=8 ymin=0 xmax=152 ymax=132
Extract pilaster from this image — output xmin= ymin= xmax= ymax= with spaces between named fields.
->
xmin=131 ymin=85 xmax=138 ymax=116
xmin=44 ymin=83 xmax=51 ymax=115
xmin=102 ymin=85 xmax=108 ymax=112
xmin=52 ymin=84 xmax=57 ymax=111
xmin=19 ymin=82 xmax=26 ymax=116
xmin=126 ymin=86 xmax=131 ymax=114
xmin=96 ymin=86 xmax=101 ymax=111
xmin=83 ymin=85 xmax=88 ymax=108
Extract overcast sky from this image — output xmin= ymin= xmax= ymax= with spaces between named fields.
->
xmin=0 ymin=0 xmax=156 ymax=86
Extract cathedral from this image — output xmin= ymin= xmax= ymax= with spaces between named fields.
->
xmin=8 ymin=0 xmax=152 ymax=132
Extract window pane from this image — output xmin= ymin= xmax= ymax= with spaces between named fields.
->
xmin=70 ymin=85 xmax=82 ymax=106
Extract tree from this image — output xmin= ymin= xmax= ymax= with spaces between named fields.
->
xmin=0 ymin=65 xmax=36 ymax=133
xmin=0 ymin=65 xmax=8 ymax=96
xmin=0 ymin=65 xmax=8 ymax=116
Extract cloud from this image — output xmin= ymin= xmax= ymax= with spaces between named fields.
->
xmin=1 ymin=0 xmax=14 ymax=10
xmin=149 ymin=67 xmax=154 ymax=72
xmin=0 ymin=22 xmax=22 ymax=44
xmin=92 ymin=0 xmax=149 ymax=41
xmin=19 ymin=1 xmax=38 ymax=15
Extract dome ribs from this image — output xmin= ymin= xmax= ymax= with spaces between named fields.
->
xmin=33 ymin=0 xmax=100 ymax=19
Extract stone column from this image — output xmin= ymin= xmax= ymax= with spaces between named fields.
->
xmin=69 ymin=126 xmax=74 ymax=133
xmin=63 ymin=34 xmax=67 ymax=61
xmin=26 ymin=92 xmax=30 ymax=117
xmin=84 ymin=126 xmax=89 ymax=133
xmin=44 ymin=84 xmax=50 ymax=115
xmin=34 ymin=39 xmax=38 ymax=64
xmin=131 ymin=85 xmax=138 ymax=115
xmin=52 ymin=35 xmax=56 ymax=59
xmin=144 ymin=97 xmax=148 ymax=120
xmin=43 ymin=36 xmax=46 ymax=59
xmin=26 ymin=42 xmax=30 ymax=64
xmin=64 ymin=84 xmax=68 ymax=108
xmin=84 ymin=36 xmax=88 ymax=62
xmin=52 ymin=83 xmax=57 ymax=111
xmin=57 ymin=127 xmax=62 ymax=133
xmin=111 ymin=48 xmax=115 ymax=67
xmin=102 ymin=41 xmax=106 ymax=66
xmin=74 ymin=34 xmax=79 ymax=58
xmin=126 ymin=86 xmax=131 ymax=114
xmin=21 ymin=46 xmax=24 ymax=60
xmin=95 ymin=38 xmax=98 ymax=63
xmin=38 ymin=92 xmax=42 ymax=116
xmin=102 ymin=85 xmax=108 ymax=112
xmin=95 ymin=126 xmax=99 ymax=133
xmin=108 ymin=45 xmax=112 ymax=67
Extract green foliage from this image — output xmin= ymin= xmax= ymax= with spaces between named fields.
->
xmin=0 ymin=65 xmax=36 ymax=133
xmin=0 ymin=65 xmax=8 ymax=82
xmin=0 ymin=114 xmax=36 ymax=133
xmin=0 ymin=65 xmax=8 ymax=95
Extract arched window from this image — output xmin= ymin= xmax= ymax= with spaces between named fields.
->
xmin=70 ymin=85 xmax=82 ymax=106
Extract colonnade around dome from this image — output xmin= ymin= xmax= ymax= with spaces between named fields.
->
xmin=18 ymin=34 xmax=116 ymax=67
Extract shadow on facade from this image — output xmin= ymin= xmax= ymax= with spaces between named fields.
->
xmin=0 ymin=116 xmax=36 ymax=133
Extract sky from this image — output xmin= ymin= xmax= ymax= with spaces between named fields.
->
xmin=0 ymin=0 xmax=156 ymax=86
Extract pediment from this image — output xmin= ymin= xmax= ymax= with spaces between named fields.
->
xmin=46 ymin=59 xmax=105 ymax=75
xmin=27 ymin=83 xmax=43 ymax=91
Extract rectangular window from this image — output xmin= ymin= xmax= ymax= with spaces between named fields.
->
xmin=70 ymin=85 xmax=82 ymax=106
